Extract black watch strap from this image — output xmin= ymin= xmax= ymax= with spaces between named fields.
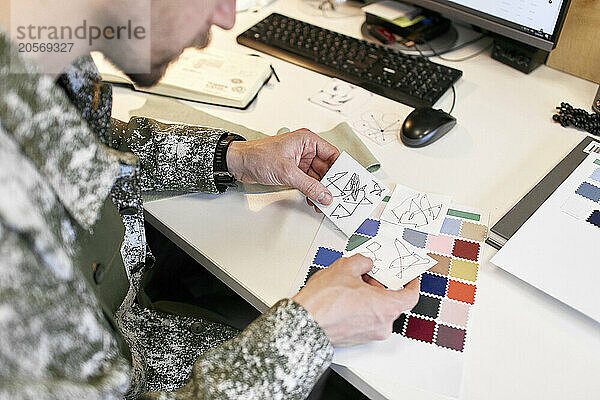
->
xmin=213 ymin=133 xmax=246 ymax=189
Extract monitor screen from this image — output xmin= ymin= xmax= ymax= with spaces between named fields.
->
xmin=402 ymin=0 xmax=571 ymax=50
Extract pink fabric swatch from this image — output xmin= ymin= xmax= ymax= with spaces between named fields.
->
xmin=426 ymin=234 xmax=454 ymax=254
xmin=439 ymin=298 xmax=470 ymax=327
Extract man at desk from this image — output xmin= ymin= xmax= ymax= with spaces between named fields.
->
xmin=0 ymin=0 xmax=419 ymax=399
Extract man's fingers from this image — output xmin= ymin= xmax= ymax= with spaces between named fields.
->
xmin=362 ymin=274 xmax=386 ymax=288
xmin=299 ymin=129 xmax=340 ymax=164
xmin=343 ymin=254 xmax=374 ymax=276
xmin=288 ymin=167 xmax=332 ymax=205
xmin=306 ymin=197 xmax=324 ymax=213
xmin=387 ymin=278 xmax=421 ymax=309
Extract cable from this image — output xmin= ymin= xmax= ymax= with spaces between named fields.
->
xmin=448 ymin=85 xmax=456 ymax=115
xmin=423 ymin=39 xmax=493 ymax=62
xmin=399 ymin=34 xmax=487 ymax=57
xmin=553 ymin=102 xmax=600 ymax=136
xmin=413 ymin=44 xmax=456 ymax=115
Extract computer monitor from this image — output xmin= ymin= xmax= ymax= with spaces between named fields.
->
xmin=400 ymin=0 xmax=571 ymax=51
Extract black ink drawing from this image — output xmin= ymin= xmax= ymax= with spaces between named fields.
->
xmin=390 ymin=193 xmax=443 ymax=228
xmin=363 ymin=241 xmax=383 ymax=274
xmin=389 ymin=238 xmax=431 ymax=279
xmin=351 ymin=111 xmax=403 ymax=145
xmin=326 ymin=171 xmax=376 ymax=219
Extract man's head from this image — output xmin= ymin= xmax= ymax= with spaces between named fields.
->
xmin=113 ymin=0 xmax=236 ymax=87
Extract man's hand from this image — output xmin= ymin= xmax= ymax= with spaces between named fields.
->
xmin=226 ymin=129 xmax=340 ymax=206
xmin=292 ymin=254 xmax=421 ymax=347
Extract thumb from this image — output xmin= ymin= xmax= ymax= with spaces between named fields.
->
xmin=287 ymin=167 xmax=333 ymax=205
xmin=345 ymin=254 xmax=374 ymax=276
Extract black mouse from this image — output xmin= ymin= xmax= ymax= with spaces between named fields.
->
xmin=400 ymin=107 xmax=457 ymax=147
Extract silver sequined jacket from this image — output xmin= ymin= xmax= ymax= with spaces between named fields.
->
xmin=0 ymin=32 xmax=333 ymax=399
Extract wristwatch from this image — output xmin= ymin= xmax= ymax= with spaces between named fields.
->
xmin=213 ymin=133 xmax=246 ymax=189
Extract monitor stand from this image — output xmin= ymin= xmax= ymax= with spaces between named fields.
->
xmin=360 ymin=21 xmax=458 ymax=55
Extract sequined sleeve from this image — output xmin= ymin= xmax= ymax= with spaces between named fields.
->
xmin=140 ymin=298 xmax=334 ymax=400
xmin=110 ymin=117 xmax=228 ymax=194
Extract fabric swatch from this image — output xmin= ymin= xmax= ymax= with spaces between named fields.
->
xmin=427 ymin=253 xmax=451 ymax=276
xmin=405 ymin=316 xmax=436 ymax=343
xmin=449 ymin=259 xmax=478 ymax=282
xmin=587 ymin=210 xmax=600 ymax=228
xmin=402 ymin=228 xmax=428 ymax=248
xmin=452 ymin=239 xmax=480 ymax=261
xmin=355 ymin=218 xmax=381 ymax=237
xmin=438 ymin=298 xmax=469 ymax=327
xmin=435 ymin=325 xmax=466 ymax=351
xmin=459 ymin=221 xmax=487 ymax=242
xmin=426 ymin=234 xmax=454 ymax=254
xmin=313 ymin=247 xmax=343 ymax=267
xmin=440 ymin=217 xmax=462 ymax=236
xmin=411 ymin=295 xmax=441 ymax=319
xmin=576 ymin=182 xmax=600 ymax=202
xmin=447 ymin=280 xmax=476 ymax=304
xmin=421 ymin=273 xmax=448 ymax=297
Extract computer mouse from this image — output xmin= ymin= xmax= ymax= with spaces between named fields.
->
xmin=400 ymin=107 xmax=457 ymax=147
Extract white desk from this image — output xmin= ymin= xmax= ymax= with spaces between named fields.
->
xmin=111 ymin=1 xmax=600 ymax=399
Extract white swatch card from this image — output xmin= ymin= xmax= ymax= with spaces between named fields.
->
xmin=381 ymin=184 xmax=451 ymax=235
xmin=346 ymin=224 xmax=435 ymax=290
xmin=309 ymin=79 xmax=373 ymax=116
xmin=316 ymin=151 xmax=389 ymax=237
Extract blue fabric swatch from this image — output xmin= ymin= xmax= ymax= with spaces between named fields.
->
xmin=402 ymin=228 xmax=428 ymax=249
xmin=420 ymin=273 xmax=448 ymax=297
xmin=587 ymin=210 xmax=600 ymax=228
xmin=440 ymin=218 xmax=462 ymax=236
xmin=590 ymin=168 xmax=600 ymax=183
xmin=576 ymin=182 xmax=600 ymax=202
xmin=313 ymin=247 xmax=343 ymax=267
xmin=355 ymin=219 xmax=380 ymax=237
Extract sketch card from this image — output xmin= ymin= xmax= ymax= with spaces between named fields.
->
xmin=316 ymin=151 xmax=390 ymax=237
xmin=381 ymin=184 xmax=451 ymax=235
xmin=308 ymin=78 xmax=373 ymax=116
xmin=350 ymin=111 xmax=403 ymax=146
xmin=346 ymin=224 xmax=435 ymax=290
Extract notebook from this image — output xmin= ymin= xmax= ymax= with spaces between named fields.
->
xmin=91 ymin=48 xmax=272 ymax=109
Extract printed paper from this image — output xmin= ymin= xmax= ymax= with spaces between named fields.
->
xmin=381 ymin=184 xmax=451 ymax=235
xmin=316 ymin=151 xmax=389 ymax=237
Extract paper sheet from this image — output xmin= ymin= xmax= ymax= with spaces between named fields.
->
xmin=346 ymin=223 xmax=435 ymax=290
xmin=309 ymin=79 xmax=373 ymax=116
xmin=316 ymin=152 xmax=389 ymax=237
xmin=492 ymin=154 xmax=600 ymax=322
xmin=381 ymin=184 xmax=451 ymax=235
xmin=361 ymin=0 xmax=422 ymax=20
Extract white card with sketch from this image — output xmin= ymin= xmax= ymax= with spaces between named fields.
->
xmin=381 ymin=184 xmax=451 ymax=235
xmin=346 ymin=224 xmax=435 ymax=290
xmin=350 ymin=111 xmax=403 ymax=146
xmin=309 ymin=79 xmax=373 ymax=116
xmin=316 ymin=151 xmax=390 ymax=237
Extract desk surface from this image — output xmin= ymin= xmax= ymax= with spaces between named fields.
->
xmin=111 ymin=1 xmax=600 ymax=399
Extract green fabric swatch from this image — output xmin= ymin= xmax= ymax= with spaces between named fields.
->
xmin=447 ymin=209 xmax=481 ymax=221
